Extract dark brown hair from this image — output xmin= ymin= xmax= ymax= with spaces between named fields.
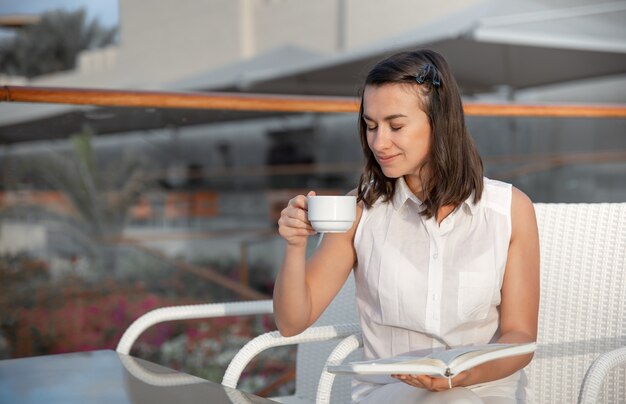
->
xmin=357 ymin=49 xmax=483 ymax=218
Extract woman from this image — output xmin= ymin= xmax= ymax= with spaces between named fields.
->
xmin=273 ymin=49 xmax=539 ymax=403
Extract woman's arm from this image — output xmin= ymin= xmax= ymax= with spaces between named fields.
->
xmin=273 ymin=191 xmax=361 ymax=337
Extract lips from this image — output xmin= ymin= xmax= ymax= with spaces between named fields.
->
xmin=376 ymin=154 xmax=399 ymax=164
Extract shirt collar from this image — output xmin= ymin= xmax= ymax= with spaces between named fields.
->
xmin=462 ymin=192 xmax=479 ymax=216
xmin=392 ymin=176 xmax=479 ymax=216
xmin=392 ymin=177 xmax=422 ymax=211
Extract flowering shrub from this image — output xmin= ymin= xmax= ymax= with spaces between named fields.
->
xmin=1 ymin=254 xmax=295 ymax=396
xmin=9 ymin=284 xmax=176 ymax=355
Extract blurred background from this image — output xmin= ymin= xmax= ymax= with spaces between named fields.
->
xmin=0 ymin=0 xmax=624 ymax=396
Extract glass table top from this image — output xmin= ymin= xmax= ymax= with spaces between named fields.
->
xmin=0 ymin=349 xmax=277 ymax=403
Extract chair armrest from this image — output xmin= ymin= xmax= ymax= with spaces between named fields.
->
xmin=316 ymin=333 xmax=362 ymax=404
xmin=221 ymin=323 xmax=361 ymax=389
xmin=116 ymin=300 xmax=273 ymax=354
xmin=578 ymin=346 xmax=626 ymax=404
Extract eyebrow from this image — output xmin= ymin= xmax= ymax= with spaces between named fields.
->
xmin=362 ymin=113 xmax=408 ymax=122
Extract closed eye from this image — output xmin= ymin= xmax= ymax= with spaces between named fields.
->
xmin=363 ymin=118 xmax=376 ymax=131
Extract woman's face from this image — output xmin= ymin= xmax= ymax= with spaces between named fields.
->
xmin=362 ymin=83 xmax=432 ymax=192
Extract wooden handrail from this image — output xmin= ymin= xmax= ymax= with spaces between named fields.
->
xmin=2 ymin=85 xmax=626 ymax=118
xmin=0 ymin=86 xmax=358 ymax=113
xmin=462 ymin=103 xmax=626 ymax=118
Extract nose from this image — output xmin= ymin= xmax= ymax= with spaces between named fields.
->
xmin=369 ymin=127 xmax=391 ymax=153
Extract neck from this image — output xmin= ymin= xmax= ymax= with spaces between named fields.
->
xmin=404 ymin=175 xmax=426 ymax=201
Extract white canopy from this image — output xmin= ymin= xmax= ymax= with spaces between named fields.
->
xmin=190 ymin=0 xmax=626 ymax=96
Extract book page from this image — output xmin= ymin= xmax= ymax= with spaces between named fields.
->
xmin=327 ymin=355 xmax=448 ymax=376
xmin=432 ymin=343 xmax=515 ymax=366
xmin=327 ymin=342 xmax=536 ymax=376
xmin=448 ymin=342 xmax=536 ymax=375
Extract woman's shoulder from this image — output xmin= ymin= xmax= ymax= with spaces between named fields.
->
xmin=482 ymin=177 xmax=512 ymax=194
xmin=346 ymin=187 xmax=391 ymax=237
xmin=479 ymin=177 xmax=514 ymax=215
xmin=479 ymin=178 xmax=535 ymax=223
xmin=510 ymin=186 xmax=535 ymax=220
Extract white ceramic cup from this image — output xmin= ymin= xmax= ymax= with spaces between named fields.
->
xmin=307 ymin=195 xmax=356 ymax=233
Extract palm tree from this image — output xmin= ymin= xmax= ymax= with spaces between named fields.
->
xmin=0 ymin=8 xmax=117 ymax=78
xmin=8 ymin=127 xmax=150 ymax=273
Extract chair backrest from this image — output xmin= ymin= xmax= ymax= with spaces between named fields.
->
xmin=293 ymin=203 xmax=626 ymax=403
xmin=292 ymin=273 xmax=359 ymax=403
xmin=528 ymin=203 xmax=626 ymax=403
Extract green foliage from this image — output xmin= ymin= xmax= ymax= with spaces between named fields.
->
xmin=5 ymin=127 xmax=151 ymax=272
xmin=0 ymin=8 xmax=117 ymax=78
xmin=28 ymin=127 xmax=149 ymax=238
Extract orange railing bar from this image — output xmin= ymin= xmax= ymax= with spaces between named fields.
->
xmin=462 ymin=103 xmax=626 ymax=118
xmin=0 ymin=86 xmax=359 ymax=113
xmin=2 ymin=85 xmax=626 ymax=118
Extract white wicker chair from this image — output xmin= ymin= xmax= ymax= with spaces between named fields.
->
xmin=528 ymin=203 xmax=626 ymax=404
xmin=118 ymin=203 xmax=626 ymax=404
xmin=319 ymin=203 xmax=626 ymax=404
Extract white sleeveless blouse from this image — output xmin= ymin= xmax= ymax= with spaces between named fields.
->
xmin=352 ymin=177 xmax=529 ymax=401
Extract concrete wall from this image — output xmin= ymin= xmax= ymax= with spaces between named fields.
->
xmin=117 ymin=0 xmax=242 ymax=86
xmin=254 ymin=0 xmax=339 ymax=54
xmin=25 ymin=0 xmax=482 ymax=89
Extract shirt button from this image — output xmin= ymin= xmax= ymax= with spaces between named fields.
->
xmin=433 ymin=252 xmax=438 ymax=259
xmin=433 ymin=294 xmax=438 ymax=301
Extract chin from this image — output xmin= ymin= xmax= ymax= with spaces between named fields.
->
xmin=379 ymin=167 xmax=403 ymax=179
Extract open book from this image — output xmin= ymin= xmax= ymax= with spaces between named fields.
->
xmin=327 ymin=342 xmax=536 ymax=379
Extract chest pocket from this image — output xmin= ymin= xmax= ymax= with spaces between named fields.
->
xmin=457 ymin=249 xmax=497 ymax=322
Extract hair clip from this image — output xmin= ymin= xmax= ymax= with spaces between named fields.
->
xmin=416 ymin=64 xmax=441 ymax=87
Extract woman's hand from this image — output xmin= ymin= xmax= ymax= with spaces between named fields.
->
xmin=391 ymin=371 xmax=470 ymax=392
xmin=278 ymin=190 xmax=317 ymax=247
